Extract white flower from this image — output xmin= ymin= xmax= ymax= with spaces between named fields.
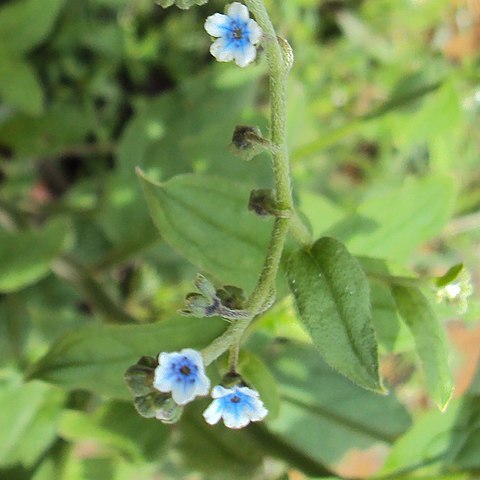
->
xmin=203 ymin=385 xmax=268 ymax=429
xmin=153 ymin=349 xmax=210 ymax=405
xmin=204 ymin=2 xmax=263 ymax=68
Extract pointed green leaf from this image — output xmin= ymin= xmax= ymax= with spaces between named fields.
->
xmin=392 ymin=285 xmax=454 ymax=410
xmin=287 ymin=237 xmax=382 ymax=391
xmin=28 ymin=316 xmax=227 ymax=398
xmin=137 ymin=171 xmax=279 ymax=291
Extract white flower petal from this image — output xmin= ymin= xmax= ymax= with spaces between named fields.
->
xmin=248 ymin=399 xmax=268 ymax=422
xmin=238 ymin=386 xmax=260 ymax=398
xmin=203 ymin=399 xmax=223 ymax=425
xmin=204 ymin=13 xmax=229 ymax=37
xmin=181 ymin=348 xmax=203 ymax=365
xmin=193 ymin=373 xmax=211 ymax=397
xmin=211 ymin=385 xmax=233 ymax=398
xmin=153 ymin=375 xmax=173 ymax=393
xmin=210 ymin=38 xmax=235 ymax=62
xmin=223 ymin=407 xmax=250 ymax=429
xmin=227 ymin=2 xmax=249 ymax=22
xmin=247 ymin=19 xmax=262 ymax=44
xmin=234 ymin=43 xmax=257 ymax=67
xmin=158 ymin=351 xmax=174 ymax=365
xmin=171 ymin=381 xmax=197 ymax=405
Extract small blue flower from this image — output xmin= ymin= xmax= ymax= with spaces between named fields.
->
xmin=153 ymin=349 xmax=210 ymax=405
xmin=205 ymin=2 xmax=263 ymax=68
xmin=203 ymin=385 xmax=268 ymax=429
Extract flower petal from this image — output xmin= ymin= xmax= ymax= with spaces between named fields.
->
xmin=211 ymin=385 xmax=233 ymax=398
xmin=171 ymin=379 xmax=197 ymax=405
xmin=204 ymin=13 xmax=229 ymax=37
xmin=210 ymin=38 xmax=235 ymax=62
xmin=234 ymin=43 xmax=257 ymax=67
xmin=247 ymin=19 xmax=262 ymax=44
xmin=227 ymin=2 xmax=249 ymax=22
xmin=223 ymin=405 xmax=251 ymax=429
xmin=194 ymin=372 xmax=211 ymax=396
xmin=203 ymin=399 xmax=223 ymax=425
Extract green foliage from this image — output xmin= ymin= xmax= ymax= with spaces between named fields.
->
xmin=0 ymin=0 xmax=478 ymax=478
xmin=392 ymin=285 xmax=454 ymax=411
xmin=287 ymin=237 xmax=382 ymax=391
xmin=28 ymin=316 xmax=227 ymax=398
xmin=0 ymin=380 xmax=65 ymax=468
xmin=138 ymin=171 xmax=279 ymax=291
xmin=0 ymin=219 xmax=70 ymax=293
xmin=262 ymin=340 xmax=411 ymax=467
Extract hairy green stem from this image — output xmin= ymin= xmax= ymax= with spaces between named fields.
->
xmin=202 ymin=0 xmax=292 ymax=365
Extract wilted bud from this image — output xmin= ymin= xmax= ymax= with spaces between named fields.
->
xmin=134 ymin=392 xmax=183 ymax=423
xmin=155 ymin=0 xmax=207 ymax=9
xmin=124 ymin=356 xmax=157 ymax=396
xmin=216 ymin=285 xmax=246 ymax=310
xmin=248 ymin=189 xmax=285 ymax=217
xmin=230 ymin=126 xmax=270 ymax=161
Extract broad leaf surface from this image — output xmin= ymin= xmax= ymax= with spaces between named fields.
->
xmin=287 ymin=237 xmax=381 ymax=391
xmin=28 ymin=316 xmax=227 ymax=398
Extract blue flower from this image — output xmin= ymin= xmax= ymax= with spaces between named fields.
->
xmin=153 ymin=349 xmax=210 ymax=405
xmin=205 ymin=2 xmax=263 ymax=68
xmin=203 ymin=385 xmax=268 ymax=429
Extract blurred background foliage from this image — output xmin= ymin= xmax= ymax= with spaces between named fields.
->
xmin=0 ymin=0 xmax=479 ymax=478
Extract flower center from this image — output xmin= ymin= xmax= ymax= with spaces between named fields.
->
xmin=230 ymin=395 xmax=241 ymax=403
xmin=233 ymin=28 xmax=244 ymax=40
xmin=180 ymin=365 xmax=191 ymax=375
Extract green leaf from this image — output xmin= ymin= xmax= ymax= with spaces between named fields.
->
xmin=58 ymin=410 xmax=143 ymax=462
xmin=0 ymin=0 xmax=65 ymax=54
xmin=0 ymin=54 xmax=44 ymax=115
xmin=287 ymin=237 xmax=382 ymax=391
xmin=27 ymin=316 xmax=227 ymax=398
xmin=0 ymin=381 xmax=65 ymax=468
xmin=0 ymin=219 xmax=70 ymax=293
xmin=392 ymin=285 xmax=454 ymax=410
xmin=262 ymin=341 xmax=411 ymax=468
xmin=137 ymin=171 xmax=281 ymax=291
xmin=357 ymin=257 xmax=415 ymax=353
xmin=435 ymin=263 xmax=464 ymax=288
xmin=176 ymin=402 xmax=263 ymax=480
xmin=331 ymin=176 xmax=456 ymax=261
xmin=381 ymin=399 xmax=461 ymax=476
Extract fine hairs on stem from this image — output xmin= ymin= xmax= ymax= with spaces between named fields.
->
xmin=202 ymin=0 xmax=294 ymax=367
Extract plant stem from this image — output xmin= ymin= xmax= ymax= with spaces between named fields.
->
xmin=202 ymin=0 xmax=293 ymax=365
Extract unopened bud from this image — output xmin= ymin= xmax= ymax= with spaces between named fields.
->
xmin=134 ymin=392 xmax=183 ymax=423
xmin=124 ymin=357 xmax=157 ymax=396
xmin=155 ymin=0 xmax=207 ymax=9
xmin=230 ymin=126 xmax=270 ymax=161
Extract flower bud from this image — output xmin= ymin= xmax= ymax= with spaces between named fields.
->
xmin=134 ymin=392 xmax=183 ymax=423
xmin=230 ymin=126 xmax=269 ymax=161
xmin=155 ymin=0 xmax=207 ymax=9
xmin=124 ymin=356 xmax=157 ymax=396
